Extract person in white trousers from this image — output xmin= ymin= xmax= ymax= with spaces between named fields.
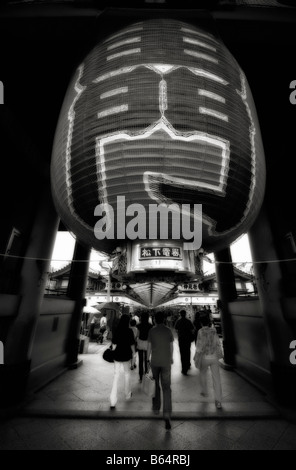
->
xmin=195 ymin=312 xmax=223 ymax=409
xmin=110 ymin=361 xmax=133 ymax=407
xmin=109 ymin=314 xmax=136 ymax=409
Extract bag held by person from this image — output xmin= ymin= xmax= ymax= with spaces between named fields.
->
xmin=216 ymin=336 xmax=224 ymax=359
xmin=193 ymin=350 xmax=203 ymax=369
xmin=103 ymin=345 xmax=114 ymax=363
xmin=137 ymin=339 xmax=148 ymax=351
xmin=142 ymin=366 xmax=155 ymax=397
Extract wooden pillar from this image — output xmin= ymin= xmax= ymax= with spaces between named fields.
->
xmin=66 ymin=241 xmax=90 ymax=368
xmin=0 ymin=183 xmax=59 ymax=405
xmin=214 ymin=247 xmax=237 ymax=368
xmin=248 ymin=205 xmax=296 ymax=406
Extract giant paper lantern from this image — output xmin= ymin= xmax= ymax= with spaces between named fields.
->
xmin=51 ymin=18 xmax=265 ymax=255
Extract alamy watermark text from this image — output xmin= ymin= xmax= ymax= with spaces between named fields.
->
xmin=0 ymin=341 xmax=4 ymax=364
xmin=290 ymin=340 xmax=296 ymax=365
xmin=0 ymin=81 xmax=3 ymax=104
xmin=94 ymin=196 xmax=202 ymax=250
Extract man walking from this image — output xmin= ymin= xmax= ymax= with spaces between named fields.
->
xmin=147 ymin=311 xmax=174 ymax=430
xmin=174 ymin=310 xmax=195 ymax=375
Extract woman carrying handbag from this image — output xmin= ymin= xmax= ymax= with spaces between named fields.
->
xmin=194 ymin=312 xmax=224 ymax=409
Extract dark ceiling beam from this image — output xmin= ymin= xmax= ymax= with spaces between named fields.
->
xmin=0 ymin=6 xmax=296 ymax=55
xmin=0 ymin=4 xmax=296 ymax=26
xmin=0 ymin=106 xmax=49 ymax=179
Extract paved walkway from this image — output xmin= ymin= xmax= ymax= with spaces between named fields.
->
xmin=1 ymin=339 xmax=296 ymax=450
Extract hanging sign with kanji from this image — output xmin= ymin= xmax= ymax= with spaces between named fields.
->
xmin=140 ymin=246 xmax=182 ymax=260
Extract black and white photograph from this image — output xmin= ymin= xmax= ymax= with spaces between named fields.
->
xmin=0 ymin=0 xmax=296 ymax=457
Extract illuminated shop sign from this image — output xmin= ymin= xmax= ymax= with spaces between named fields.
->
xmin=140 ymin=246 xmax=182 ymax=259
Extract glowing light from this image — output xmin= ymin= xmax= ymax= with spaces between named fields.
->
xmin=198 ymin=89 xmax=225 ymax=103
xmin=97 ymin=104 xmax=128 ymax=119
xmin=159 ymin=79 xmax=168 ymax=114
xmin=151 ymin=65 xmax=175 ymax=74
xmin=180 ymin=27 xmax=217 ymax=42
xmin=96 ymin=118 xmax=230 ymax=211
xmin=107 ymin=48 xmax=141 ymax=61
xmin=188 ymin=67 xmax=228 ymax=85
xmin=65 ymin=65 xmax=86 ymax=217
xmin=236 ymin=72 xmax=257 ymax=229
xmin=107 ymin=37 xmax=141 ymax=50
xmin=199 ymin=107 xmax=229 ymax=122
xmin=93 ymin=66 xmax=138 ymax=83
xmin=103 ymin=26 xmax=143 ymax=43
xmin=100 ymin=87 xmax=128 ymax=99
xmin=184 ymin=49 xmax=218 ymax=64
xmin=183 ymin=37 xmax=217 ymax=52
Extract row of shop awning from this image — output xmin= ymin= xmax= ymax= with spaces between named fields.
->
xmin=127 ymin=281 xmax=178 ymax=308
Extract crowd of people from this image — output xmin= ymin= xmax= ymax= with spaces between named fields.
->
xmin=103 ymin=307 xmax=223 ymax=430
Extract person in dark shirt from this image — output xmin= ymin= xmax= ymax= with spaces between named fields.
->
xmin=109 ymin=314 xmax=136 ymax=409
xmin=147 ymin=311 xmax=174 ymax=430
xmin=174 ymin=310 xmax=195 ymax=375
xmin=136 ymin=311 xmax=153 ymax=383
xmin=193 ymin=310 xmax=203 ymax=343
xmin=129 ymin=318 xmax=139 ymax=370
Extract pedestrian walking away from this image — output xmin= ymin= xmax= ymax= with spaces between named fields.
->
xmin=194 ymin=312 xmax=224 ymax=409
xmin=147 ymin=310 xmax=174 ymax=430
xmin=193 ymin=309 xmax=203 ymax=343
xmin=174 ymin=309 xmax=195 ymax=375
xmin=130 ymin=318 xmax=139 ymax=370
xmin=109 ymin=314 xmax=136 ymax=409
xmin=136 ymin=311 xmax=153 ymax=383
